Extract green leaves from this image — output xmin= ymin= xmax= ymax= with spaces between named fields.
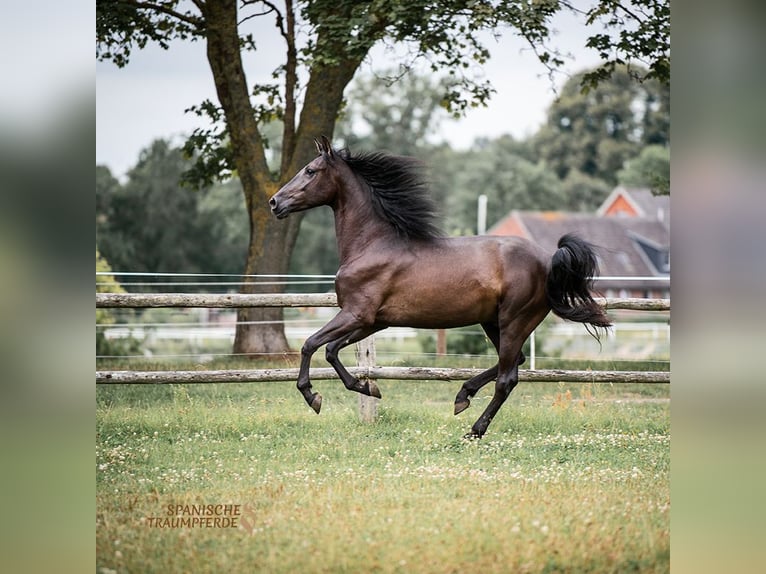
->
xmin=98 ymin=0 xmax=670 ymax=183
xmin=534 ymin=64 xmax=668 ymax=191
xmin=617 ymin=144 xmax=670 ymax=195
xmin=299 ymin=0 xmax=563 ymax=118
xmin=181 ymin=101 xmax=234 ymax=189
xmin=96 ymin=0 xmax=203 ymax=68
xmin=96 ymin=140 xmax=249 ymax=283
xmin=580 ymin=0 xmax=670 ymax=90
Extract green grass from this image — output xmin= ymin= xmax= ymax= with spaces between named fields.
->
xmin=97 ymin=380 xmax=669 ymax=573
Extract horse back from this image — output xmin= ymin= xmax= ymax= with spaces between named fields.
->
xmin=334 ymin=235 xmax=549 ymax=329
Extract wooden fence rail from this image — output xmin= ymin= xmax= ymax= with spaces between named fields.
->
xmin=96 ymin=292 xmax=670 ymax=397
xmin=96 ymin=293 xmax=670 ymax=312
xmin=97 ymin=367 xmax=669 ymax=385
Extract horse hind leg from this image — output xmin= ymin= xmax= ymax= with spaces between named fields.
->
xmin=465 ymin=353 xmax=522 ymax=439
xmin=454 ymin=323 xmax=525 ymax=415
xmin=325 ymin=326 xmax=385 ymax=398
xmin=454 ymin=365 xmax=498 ymax=415
xmin=466 ymin=312 xmax=542 ymax=438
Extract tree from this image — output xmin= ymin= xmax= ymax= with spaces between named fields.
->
xmin=197 ymin=179 xmax=251 ymax=276
xmin=446 ymin=135 xmax=565 ymax=231
xmin=97 ymin=139 xmax=250 ymax=284
xmin=558 ymin=169 xmax=612 ymax=212
xmin=96 ymin=249 xmax=143 ymax=357
xmin=97 ymin=140 xmax=213 ymax=280
xmin=534 ymin=64 xmax=669 ymax=209
xmin=96 ymin=165 xmax=128 ymax=268
xmin=97 ymin=0 xmax=669 ymax=355
xmin=338 ymin=70 xmax=454 ymax=155
xmin=575 ymin=0 xmax=669 ymax=90
xmin=617 ymin=144 xmax=669 ymax=194
xmin=96 ymin=165 xmax=121 ymax=226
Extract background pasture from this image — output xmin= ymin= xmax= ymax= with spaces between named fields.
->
xmin=97 ymin=377 xmax=669 ymax=573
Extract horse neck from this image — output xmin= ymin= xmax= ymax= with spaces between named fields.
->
xmin=332 ymin=175 xmax=392 ymax=264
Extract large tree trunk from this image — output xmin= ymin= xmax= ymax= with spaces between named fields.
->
xmin=202 ymin=0 xmax=365 ymax=358
xmin=203 ymin=1 xmax=297 ymax=357
xmin=233 ymin=205 xmax=302 ymax=359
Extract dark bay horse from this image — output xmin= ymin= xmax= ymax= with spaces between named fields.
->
xmin=270 ymin=136 xmax=612 ymax=437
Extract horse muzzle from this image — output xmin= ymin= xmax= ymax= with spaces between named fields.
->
xmin=269 ymin=195 xmax=290 ymax=219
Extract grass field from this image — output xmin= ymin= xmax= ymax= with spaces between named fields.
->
xmin=96 ymin=378 xmax=669 ymax=573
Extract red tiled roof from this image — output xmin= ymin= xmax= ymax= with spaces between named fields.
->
xmin=488 ymin=207 xmax=669 ymax=290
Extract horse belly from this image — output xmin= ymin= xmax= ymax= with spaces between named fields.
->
xmin=376 ymin=278 xmax=499 ymax=329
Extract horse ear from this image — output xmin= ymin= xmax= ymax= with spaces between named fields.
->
xmin=320 ymin=135 xmax=334 ymax=158
xmin=313 ymin=137 xmax=323 ymax=155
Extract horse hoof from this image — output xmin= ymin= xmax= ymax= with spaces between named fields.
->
xmin=454 ymin=399 xmax=470 ymax=415
xmin=366 ymin=380 xmax=382 ymax=399
xmin=310 ymin=393 xmax=322 ymax=414
xmin=462 ymin=431 xmax=482 ymax=440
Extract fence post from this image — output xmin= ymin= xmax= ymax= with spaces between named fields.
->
xmin=355 ymin=335 xmax=379 ymax=422
xmin=436 ymin=329 xmax=447 ymax=356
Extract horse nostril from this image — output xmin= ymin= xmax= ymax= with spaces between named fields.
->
xmin=269 ymin=197 xmax=277 ymax=208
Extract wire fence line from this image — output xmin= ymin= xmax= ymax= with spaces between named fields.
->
xmin=97 ymin=272 xmax=669 ymax=281
xmin=96 ymin=272 xmax=338 ymax=292
xmin=96 ymin=286 xmax=670 ymax=385
xmin=96 ymin=281 xmax=336 ymax=287
xmin=96 ymin=319 xmax=329 ymax=328
xmin=96 ymin=272 xmax=667 ymax=292
xmin=97 ymin=272 xmax=337 ymax=278
xmin=96 ymin=275 xmax=670 ymax=367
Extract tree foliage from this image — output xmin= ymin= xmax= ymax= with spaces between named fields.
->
xmin=617 ymin=144 xmax=670 ymax=194
xmin=534 ymin=64 xmax=668 ymax=209
xmin=338 ymin=71 xmax=454 ymax=156
xmin=446 ymin=136 xmax=565 ymax=231
xmin=578 ymin=0 xmax=670 ymax=90
xmin=96 ymin=248 xmax=143 ymax=356
xmin=96 ymin=140 xmax=249 ymax=285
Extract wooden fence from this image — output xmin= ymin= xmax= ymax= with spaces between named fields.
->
xmin=97 ymin=293 xmax=669 ymax=311
xmin=97 ymin=366 xmax=669 ymax=385
xmin=96 ymin=293 xmax=669 ymax=385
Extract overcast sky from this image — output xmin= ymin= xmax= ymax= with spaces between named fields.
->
xmin=96 ymin=9 xmax=602 ymax=179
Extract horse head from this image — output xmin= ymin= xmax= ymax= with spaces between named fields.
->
xmin=269 ymin=136 xmax=340 ymax=219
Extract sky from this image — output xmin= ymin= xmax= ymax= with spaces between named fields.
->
xmin=96 ymin=8 xmax=603 ymax=180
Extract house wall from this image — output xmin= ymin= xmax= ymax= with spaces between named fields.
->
xmin=488 ymin=216 xmax=526 ymax=237
xmin=602 ymin=194 xmax=639 ymax=217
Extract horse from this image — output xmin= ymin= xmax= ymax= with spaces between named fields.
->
xmin=270 ymin=136 xmax=612 ymax=438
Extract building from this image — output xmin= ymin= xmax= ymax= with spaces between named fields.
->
xmin=488 ymin=187 xmax=669 ymax=298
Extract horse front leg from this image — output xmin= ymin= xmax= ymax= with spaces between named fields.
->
xmin=296 ymin=310 xmax=364 ymax=413
xmin=325 ymin=326 xmax=385 ymax=398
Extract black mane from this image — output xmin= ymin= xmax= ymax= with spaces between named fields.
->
xmin=340 ymin=149 xmax=443 ymax=241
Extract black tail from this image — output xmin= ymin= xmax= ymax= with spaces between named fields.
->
xmin=546 ymin=234 xmax=612 ymax=340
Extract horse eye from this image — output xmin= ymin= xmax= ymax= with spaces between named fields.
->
xmin=305 ymin=167 xmax=316 ymax=176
